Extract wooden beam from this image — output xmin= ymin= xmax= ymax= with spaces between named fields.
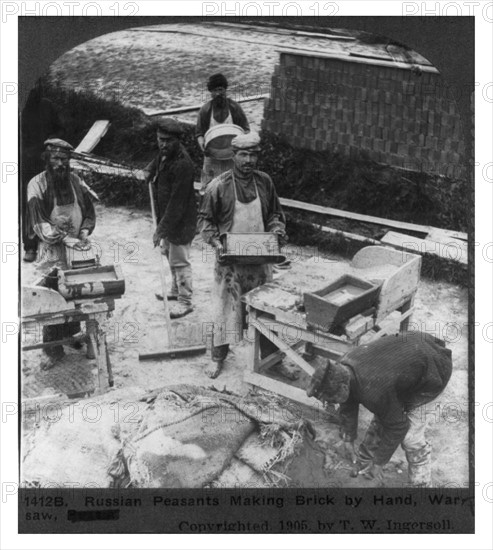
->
xmin=250 ymin=318 xmax=315 ymax=376
xmin=280 ymin=197 xmax=467 ymax=241
xmin=143 ymin=94 xmax=269 ymax=117
xmin=278 ymin=48 xmax=440 ymax=73
xmin=243 ymin=371 xmax=321 ymax=410
xmin=381 ymin=231 xmax=468 ymax=265
xmin=74 ymin=120 xmax=110 ymax=153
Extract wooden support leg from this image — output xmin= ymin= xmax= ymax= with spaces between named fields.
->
xmin=86 ymin=319 xmax=103 ymax=393
xmin=104 ymin=335 xmax=114 ymax=388
xmin=246 ymin=307 xmax=261 ymax=373
xmin=399 ymin=296 xmax=415 ymax=332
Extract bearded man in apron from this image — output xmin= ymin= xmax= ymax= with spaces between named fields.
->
xmin=199 ymin=132 xmax=289 ymax=379
xmin=196 ymin=73 xmax=250 ymax=193
xmin=26 ymin=138 xmax=96 ymax=369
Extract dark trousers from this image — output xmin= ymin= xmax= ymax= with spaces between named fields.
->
xmin=42 ymin=322 xmax=81 ymax=358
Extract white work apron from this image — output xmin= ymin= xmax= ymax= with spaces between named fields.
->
xmin=212 ymin=174 xmax=272 ymax=347
xmin=210 ymin=108 xmax=233 ymax=127
xmin=38 ymin=180 xmax=83 ymax=268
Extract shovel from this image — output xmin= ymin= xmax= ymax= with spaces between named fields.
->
xmin=139 ymin=180 xmax=206 ymax=360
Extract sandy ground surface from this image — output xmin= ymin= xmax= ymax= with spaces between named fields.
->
xmin=21 ymin=204 xmax=469 ymax=488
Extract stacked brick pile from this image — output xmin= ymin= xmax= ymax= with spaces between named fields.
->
xmin=262 ymin=51 xmax=466 ymax=178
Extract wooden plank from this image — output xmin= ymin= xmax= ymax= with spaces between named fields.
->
xmin=281 ymin=197 xmax=466 ymax=240
xmin=243 ymin=371 xmax=321 ymax=409
xmin=344 ymin=314 xmax=375 ymax=339
xmin=143 ymin=94 xmax=269 ymax=117
xmin=74 ymin=120 xmax=110 ymax=153
xmin=250 ymin=318 xmax=315 ymax=376
xmin=278 ymin=48 xmax=440 ymax=73
xmin=257 ymin=315 xmax=353 ymax=353
xmin=246 ymin=308 xmax=261 ymax=373
xmin=381 ymin=231 xmax=467 ymax=265
xmin=258 ymin=351 xmax=284 ymax=371
xmin=315 ymin=224 xmax=381 ymax=245
xmin=309 ymin=345 xmax=345 ymax=360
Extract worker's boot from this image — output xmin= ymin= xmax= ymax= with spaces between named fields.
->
xmin=155 ymin=267 xmax=179 ymax=301
xmin=23 ymin=250 xmax=37 ymax=263
xmin=40 ymin=346 xmax=65 ymax=370
xmin=169 ymin=266 xmax=193 ymax=319
xmin=405 ymin=443 xmax=432 ymax=487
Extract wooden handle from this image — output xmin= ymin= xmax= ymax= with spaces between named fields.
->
xmin=148 ymin=180 xmax=173 ymax=347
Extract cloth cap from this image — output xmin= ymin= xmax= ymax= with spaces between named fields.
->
xmin=306 ymin=360 xmax=350 ymax=403
xmin=156 ymin=117 xmax=183 ymax=137
xmin=44 ymin=138 xmax=74 ymax=153
xmin=207 ymin=73 xmax=228 ymax=91
xmin=231 ymin=131 xmax=261 ymax=152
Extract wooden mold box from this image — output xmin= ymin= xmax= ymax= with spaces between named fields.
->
xmin=58 ymin=264 xmax=125 ymax=300
xmin=221 ymin=232 xmax=286 ymax=265
xmin=303 ymin=274 xmax=381 ymax=332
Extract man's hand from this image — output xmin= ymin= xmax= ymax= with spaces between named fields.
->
xmin=152 ymin=230 xmax=161 ymax=248
xmin=272 ymin=229 xmax=288 ymax=248
xmin=359 ymin=462 xmax=385 ymax=486
xmin=159 ymin=238 xmax=168 ymax=256
xmin=335 ymin=439 xmax=357 ymax=464
xmin=79 ymin=229 xmax=89 ymax=242
xmin=197 ymin=136 xmax=205 ymax=152
xmin=212 ymin=238 xmax=224 ymax=258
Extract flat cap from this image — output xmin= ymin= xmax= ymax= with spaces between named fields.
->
xmin=231 ymin=131 xmax=261 ymax=151
xmin=156 ymin=117 xmax=184 ymax=137
xmin=44 ymin=138 xmax=74 ymax=152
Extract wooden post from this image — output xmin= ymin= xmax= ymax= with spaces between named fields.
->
xmin=246 ymin=307 xmax=261 ymax=373
xmin=399 ymin=296 xmax=415 ymax=331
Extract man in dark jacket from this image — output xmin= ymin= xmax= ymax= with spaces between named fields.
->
xmin=307 ymin=332 xmax=453 ymax=487
xmin=148 ymin=118 xmax=197 ymax=319
xmin=196 ymin=73 xmax=250 ymax=191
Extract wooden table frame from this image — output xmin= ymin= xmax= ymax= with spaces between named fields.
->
xmin=22 ymin=298 xmax=115 ymax=396
xmin=243 ymin=289 xmax=417 ymax=409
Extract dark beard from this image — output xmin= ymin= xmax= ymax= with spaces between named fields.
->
xmin=47 ymin=165 xmax=71 ymax=188
xmin=212 ymin=94 xmax=226 ymax=108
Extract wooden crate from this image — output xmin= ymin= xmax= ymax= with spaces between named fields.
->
xmin=303 ymin=274 xmax=381 ymax=332
xmin=58 ymin=264 xmax=125 ymax=300
xmin=221 ymin=232 xmax=286 ymax=265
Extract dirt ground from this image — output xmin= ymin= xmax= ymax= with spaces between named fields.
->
xmin=21 ymin=204 xmax=469 ymax=488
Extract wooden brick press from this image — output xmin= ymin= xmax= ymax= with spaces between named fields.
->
xmin=242 ymin=246 xmax=422 ymax=408
xmin=22 ymin=263 xmax=125 ymax=397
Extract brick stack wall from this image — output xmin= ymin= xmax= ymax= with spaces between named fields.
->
xmin=262 ymin=52 xmax=466 ymax=178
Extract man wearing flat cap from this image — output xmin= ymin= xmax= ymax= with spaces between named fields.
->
xmin=147 ymin=117 xmax=197 ymax=319
xmin=26 ymin=137 xmax=97 ymax=368
xmin=307 ymin=331 xmax=452 ymax=487
xmin=27 ymin=138 xmax=96 ymax=267
xmin=196 ymin=73 xmax=250 ymax=192
xmin=199 ymin=131 xmax=288 ymax=378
